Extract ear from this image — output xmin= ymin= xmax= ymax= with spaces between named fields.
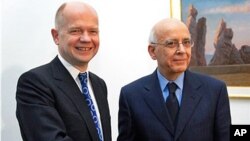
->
xmin=51 ymin=28 xmax=59 ymax=45
xmin=148 ymin=45 xmax=157 ymax=60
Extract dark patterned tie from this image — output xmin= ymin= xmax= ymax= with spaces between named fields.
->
xmin=79 ymin=72 xmax=103 ymax=141
xmin=166 ymin=82 xmax=179 ymax=126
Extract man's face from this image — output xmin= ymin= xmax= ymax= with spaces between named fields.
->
xmin=52 ymin=6 xmax=99 ymax=70
xmin=148 ymin=23 xmax=191 ymax=79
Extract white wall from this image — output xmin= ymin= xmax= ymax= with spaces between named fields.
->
xmin=230 ymin=99 xmax=250 ymax=124
xmin=1 ymin=0 xmax=249 ymax=141
xmin=0 ymin=0 xmax=2 ymax=140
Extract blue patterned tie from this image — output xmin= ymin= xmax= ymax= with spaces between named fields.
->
xmin=79 ymin=72 xmax=103 ymax=141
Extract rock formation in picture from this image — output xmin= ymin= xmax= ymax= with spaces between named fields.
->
xmin=185 ymin=5 xmax=250 ymax=66
xmin=186 ymin=5 xmax=197 ymax=66
xmin=239 ymin=45 xmax=250 ymax=64
xmin=186 ymin=5 xmax=207 ymax=66
xmin=195 ymin=17 xmax=207 ymax=66
xmin=209 ymin=19 xmax=244 ymax=65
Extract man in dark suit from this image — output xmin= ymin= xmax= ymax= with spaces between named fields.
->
xmin=16 ymin=2 xmax=111 ymax=141
xmin=117 ymin=18 xmax=231 ymax=141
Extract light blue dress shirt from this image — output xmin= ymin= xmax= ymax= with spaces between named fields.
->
xmin=157 ymin=69 xmax=184 ymax=106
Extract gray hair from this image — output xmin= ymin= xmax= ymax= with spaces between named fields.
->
xmin=148 ymin=28 xmax=157 ymax=44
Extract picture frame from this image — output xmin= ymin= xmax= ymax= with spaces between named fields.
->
xmin=179 ymin=0 xmax=250 ymax=98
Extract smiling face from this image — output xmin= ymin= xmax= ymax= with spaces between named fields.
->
xmin=51 ymin=2 xmax=99 ymax=71
xmin=148 ymin=18 xmax=191 ymax=80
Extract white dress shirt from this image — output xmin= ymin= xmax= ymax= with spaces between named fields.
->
xmin=58 ymin=54 xmax=104 ymax=139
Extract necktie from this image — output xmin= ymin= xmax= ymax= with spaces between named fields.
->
xmin=166 ymin=82 xmax=179 ymax=126
xmin=79 ymin=72 xmax=103 ymax=141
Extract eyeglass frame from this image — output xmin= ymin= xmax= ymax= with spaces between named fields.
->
xmin=150 ymin=38 xmax=194 ymax=49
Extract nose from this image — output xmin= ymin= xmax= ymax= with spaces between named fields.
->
xmin=80 ymin=31 xmax=91 ymax=42
xmin=176 ymin=43 xmax=186 ymax=53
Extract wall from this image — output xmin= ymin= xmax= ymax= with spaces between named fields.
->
xmin=230 ymin=99 xmax=250 ymax=124
xmin=1 ymin=0 xmax=249 ymax=141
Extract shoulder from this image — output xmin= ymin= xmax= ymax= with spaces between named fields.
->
xmin=189 ymin=70 xmax=225 ymax=83
xmin=89 ymin=72 xmax=105 ymax=82
xmin=17 ymin=57 xmax=63 ymax=85
xmin=17 ymin=63 xmax=53 ymax=88
xmin=89 ymin=72 xmax=107 ymax=88
xmin=120 ymin=73 xmax=155 ymax=95
xmin=20 ymin=62 xmax=50 ymax=77
xmin=19 ymin=56 xmax=69 ymax=81
xmin=20 ymin=56 xmax=60 ymax=77
xmin=123 ymin=74 xmax=152 ymax=87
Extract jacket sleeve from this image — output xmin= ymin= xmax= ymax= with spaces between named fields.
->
xmin=16 ymin=71 xmax=73 ymax=141
xmin=117 ymin=88 xmax=136 ymax=141
xmin=214 ymin=82 xmax=231 ymax=141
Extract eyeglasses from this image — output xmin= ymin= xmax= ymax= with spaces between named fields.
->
xmin=151 ymin=39 xmax=194 ymax=49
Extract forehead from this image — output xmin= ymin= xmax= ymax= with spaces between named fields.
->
xmin=156 ymin=20 xmax=190 ymax=40
xmin=58 ymin=3 xmax=98 ymax=28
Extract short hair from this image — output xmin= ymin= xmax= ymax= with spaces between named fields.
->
xmin=148 ymin=27 xmax=157 ymax=44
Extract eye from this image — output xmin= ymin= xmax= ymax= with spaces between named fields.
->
xmin=182 ymin=39 xmax=192 ymax=46
xmin=89 ymin=29 xmax=99 ymax=35
xmin=69 ymin=29 xmax=82 ymax=35
xmin=166 ymin=41 xmax=177 ymax=48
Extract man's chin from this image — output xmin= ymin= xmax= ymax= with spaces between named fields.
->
xmin=173 ymin=66 xmax=187 ymax=73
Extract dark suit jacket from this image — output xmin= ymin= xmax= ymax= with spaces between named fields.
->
xmin=16 ymin=56 xmax=112 ymax=141
xmin=117 ymin=70 xmax=231 ymax=141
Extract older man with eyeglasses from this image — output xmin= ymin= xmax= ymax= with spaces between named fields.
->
xmin=117 ymin=18 xmax=231 ymax=141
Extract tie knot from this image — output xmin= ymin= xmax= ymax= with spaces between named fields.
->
xmin=167 ymin=82 xmax=177 ymax=94
xmin=79 ymin=72 xmax=88 ymax=84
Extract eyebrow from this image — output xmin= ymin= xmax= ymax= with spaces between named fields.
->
xmin=165 ymin=38 xmax=191 ymax=42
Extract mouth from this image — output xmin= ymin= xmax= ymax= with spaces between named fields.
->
xmin=174 ymin=58 xmax=186 ymax=61
xmin=174 ymin=59 xmax=187 ymax=63
xmin=76 ymin=47 xmax=92 ymax=51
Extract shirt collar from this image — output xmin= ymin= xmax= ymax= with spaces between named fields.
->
xmin=157 ymin=69 xmax=184 ymax=91
xmin=58 ymin=54 xmax=89 ymax=80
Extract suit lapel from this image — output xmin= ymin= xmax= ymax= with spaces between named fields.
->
xmin=175 ymin=70 xmax=203 ymax=139
xmin=89 ymin=72 xmax=111 ymax=141
xmin=50 ymin=57 xmax=100 ymax=141
xmin=143 ymin=70 xmax=175 ymax=135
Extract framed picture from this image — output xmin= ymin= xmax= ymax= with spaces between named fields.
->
xmin=180 ymin=0 xmax=250 ymax=89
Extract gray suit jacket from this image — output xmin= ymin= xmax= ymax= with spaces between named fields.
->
xmin=118 ymin=70 xmax=231 ymax=141
xmin=16 ymin=56 xmax=111 ymax=141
